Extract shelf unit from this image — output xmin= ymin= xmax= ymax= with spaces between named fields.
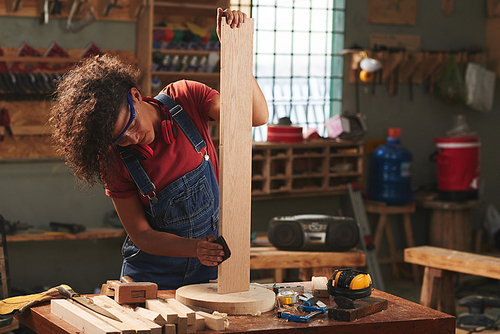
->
xmin=251 ymin=140 xmax=364 ymax=199
xmin=136 ymin=0 xmax=229 ymax=97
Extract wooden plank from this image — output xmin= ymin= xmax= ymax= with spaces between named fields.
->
xmin=195 ymin=311 xmax=225 ymax=331
xmin=91 ymin=295 xmax=160 ymax=334
xmin=134 ymin=307 xmax=166 ymax=326
xmin=6 ymin=228 xmax=125 ymax=242
xmin=405 ymin=246 xmax=500 ymax=279
xmin=50 ymin=299 xmax=120 ymax=334
xmin=145 ymin=299 xmax=178 ymax=324
xmin=218 ymin=18 xmax=254 ymax=293
xmin=165 ymin=299 xmax=194 ymax=325
xmin=249 ymin=249 xmax=365 ymax=269
xmin=195 ymin=313 xmax=205 ymax=331
xmin=328 ymin=297 xmax=388 ymax=322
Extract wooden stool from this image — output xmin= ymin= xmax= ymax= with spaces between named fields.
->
xmin=418 ymin=199 xmax=483 ymax=252
xmin=364 ymin=200 xmax=420 ymax=284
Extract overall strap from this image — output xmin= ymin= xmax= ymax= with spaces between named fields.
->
xmin=154 ymin=92 xmax=207 ymax=153
xmin=117 ymin=146 xmax=157 ymax=202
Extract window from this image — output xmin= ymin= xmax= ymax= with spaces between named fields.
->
xmin=231 ymin=0 xmax=345 ymax=141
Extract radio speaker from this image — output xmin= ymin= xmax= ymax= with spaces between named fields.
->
xmin=268 ymin=214 xmax=359 ymax=251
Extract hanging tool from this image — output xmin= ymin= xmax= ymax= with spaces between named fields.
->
xmin=58 ymin=285 xmax=122 ymax=322
xmin=0 ymin=108 xmax=13 ymax=141
xmin=347 ymin=182 xmax=385 ymax=291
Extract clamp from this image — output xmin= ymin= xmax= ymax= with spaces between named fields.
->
xmin=279 ymin=305 xmax=326 ymax=323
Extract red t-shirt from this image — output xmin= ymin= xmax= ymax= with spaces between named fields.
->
xmin=105 ymin=80 xmax=219 ymax=207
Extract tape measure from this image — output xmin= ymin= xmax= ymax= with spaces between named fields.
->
xmin=327 ymin=268 xmax=373 ymax=300
xmin=276 ymin=290 xmax=299 ymax=305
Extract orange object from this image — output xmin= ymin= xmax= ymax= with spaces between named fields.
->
xmin=359 ymin=70 xmax=374 ymax=83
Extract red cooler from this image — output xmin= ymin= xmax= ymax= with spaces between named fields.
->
xmin=434 ymin=136 xmax=480 ymax=201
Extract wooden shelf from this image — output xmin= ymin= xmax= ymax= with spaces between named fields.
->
xmin=0 ymin=0 xmax=140 ymax=21
xmin=251 ymin=139 xmax=364 ymax=199
xmin=136 ymin=0 xmax=228 ymax=95
xmin=6 ymin=227 xmax=126 ymax=242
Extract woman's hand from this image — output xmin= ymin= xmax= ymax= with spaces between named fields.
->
xmin=217 ymin=8 xmax=248 ymax=40
xmin=196 ymin=235 xmax=225 ymax=266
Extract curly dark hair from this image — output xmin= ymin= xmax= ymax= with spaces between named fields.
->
xmin=49 ymin=54 xmax=140 ymax=188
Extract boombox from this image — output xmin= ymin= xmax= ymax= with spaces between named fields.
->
xmin=268 ymin=214 xmax=360 ymax=251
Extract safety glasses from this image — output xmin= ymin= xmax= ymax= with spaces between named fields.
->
xmin=111 ymin=94 xmax=136 ymax=145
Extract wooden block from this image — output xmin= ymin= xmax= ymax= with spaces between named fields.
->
xmin=328 ymin=297 xmax=388 ymax=322
xmin=110 ymin=281 xmax=158 ymax=304
xmin=176 ymin=315 xmax=187 ymax=334
xmin=195 ymin=313 xmax=205 ymax=331
xmin=134 ymin=307 xmax=167 ymax=326
xmin=164 ymin=324 xmax=176 ymax=334
xmin=51 ymin=299 xmax=120 ymax=334
xmin=92 ymin=295 xmax=161 ymax=334
xmin=145 ymin=299 xmax=178 ymax=324
xmin=166 ymin=299 xmax=195 ymax=325
xmin=196 ymin=311 xmax=225 ymax=331
xmin=312 ymin=276 xmax=329 ymax=298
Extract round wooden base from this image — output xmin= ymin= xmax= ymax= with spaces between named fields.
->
xmin=175 ymin=283 xmax=275 ymax=315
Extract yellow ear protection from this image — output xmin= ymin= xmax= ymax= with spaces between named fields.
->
xmin=327 ymin=268 xmax=373 ymax=300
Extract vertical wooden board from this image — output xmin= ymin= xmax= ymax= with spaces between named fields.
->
xmin=218 ymin=18 xmax=254 ymax=294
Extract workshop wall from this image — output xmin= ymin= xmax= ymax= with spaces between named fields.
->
xmin=0 ymin=16 xmax=135 ymax=293
xmin=342 ymin=0 xmax=496 ymax=245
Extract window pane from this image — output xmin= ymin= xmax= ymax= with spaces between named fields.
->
xmin=255 ymin=30 xmax=275 ymax=54
xmin=231 ymin=0 xmax=344 ymax=141
xmin=275 ymin=31 xmax=292 ymax=54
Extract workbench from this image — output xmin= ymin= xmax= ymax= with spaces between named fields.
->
xmin=16 ymin=282 xmax=455 ymax=334
xmin=250 ymin=246 xmax=365 ymax=282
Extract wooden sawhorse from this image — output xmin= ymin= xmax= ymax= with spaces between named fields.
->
xmin=250 ymin=247 xmax=366 ymax=282
xmin=364 ymin=200 xmax=420 ymax=284
xmin=405 ymin=245 xmax=500 ymax=316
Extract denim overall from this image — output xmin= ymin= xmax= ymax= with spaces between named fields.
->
xmin=118 ymin=93 xmax=219 ymax=290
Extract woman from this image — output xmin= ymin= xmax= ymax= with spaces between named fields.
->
xmin=49 ymin=8 xmax=269 ymax=289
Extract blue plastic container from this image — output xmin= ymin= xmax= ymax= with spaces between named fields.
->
xmin=368 ymin=128 xmax=413 ymax=206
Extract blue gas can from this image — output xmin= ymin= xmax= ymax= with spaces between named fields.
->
xmin=368 ymin=127 xmax=413 ymax=205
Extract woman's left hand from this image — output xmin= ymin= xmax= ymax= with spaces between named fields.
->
xmin=216 ymin=8 xmax=248 ymax=40
xmin=196 ymin=235 xmax=225 ymax=266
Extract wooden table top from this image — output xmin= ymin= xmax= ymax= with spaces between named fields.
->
xmin=16 ymin=283 xmax=455 ymax=334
